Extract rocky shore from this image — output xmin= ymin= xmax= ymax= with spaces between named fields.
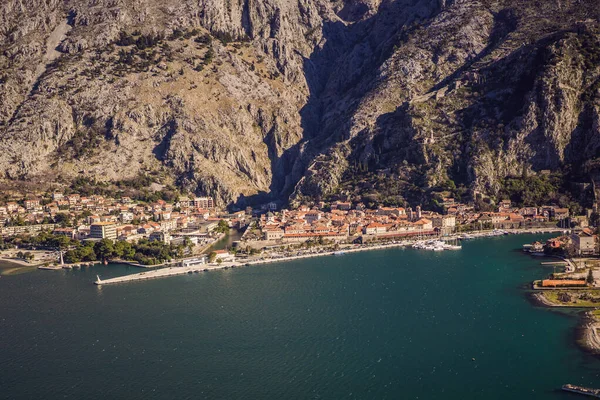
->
xmin=530 ymin=292 xmax=559 ymax=307
xmin=530 ymin=292 xmax=600 ymax=354
xmin=579 ymin=312 xmax=600 ymax=355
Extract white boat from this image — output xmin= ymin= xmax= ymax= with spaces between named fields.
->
xmin=445 ymin=244 xmax=462 ymax=250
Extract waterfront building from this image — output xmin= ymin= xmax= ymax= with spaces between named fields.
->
xmin=570 ymin=231 xmax=597 ymax=256
xmin=431 ymin=214 xmax=456 ymax=231
xmin=570 ymin=215 xmax=589 ymax=228
xmin=414 ymin=218 xmax=433 ymax=230
xmin=89 ymin=222 xmax=117 ymax=240
xmin=364 ymin=222 xmax=388 ymax=235
xmin=553 ymin=208 xmax=570 ymax=221
xmin=541 ymin=279 xmax=586 ymax=287
xmin=181 ymin=256 xmax=207 ymax=267
xmin=263 ymin=228 xmax=284 ymax=240
xmin=213 ymin=250 xmax=235 ymax=262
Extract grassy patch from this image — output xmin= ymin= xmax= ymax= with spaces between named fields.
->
xmin=544 ymin=290 xmax=600 ymax=307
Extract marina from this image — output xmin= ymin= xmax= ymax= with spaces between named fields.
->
xmin=412 ymin=239 xmax=462 ymax=251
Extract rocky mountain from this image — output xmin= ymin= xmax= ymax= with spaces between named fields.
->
xmin=1 ymin=0 xmax=599 ymax=209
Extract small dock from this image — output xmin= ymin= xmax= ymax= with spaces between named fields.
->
xmin=562 ymin=384 xmax=600 ymax=398
xmin=38 ymin=265 xmax=62 ymax=270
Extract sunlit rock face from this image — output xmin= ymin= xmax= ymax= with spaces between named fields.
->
xmin=1 ymin=0 xmax=599 ymax=206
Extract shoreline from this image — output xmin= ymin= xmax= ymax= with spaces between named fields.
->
xmin=530 ymin=292 xmax=600 ymax=354
xmin=530 ymin=292 xmax=560 ymax=307
xmin=94 ymin=229 xmax=559 ymax=286
xmin=578 ymin=312 xmax=600 ymax=355
xmin=0 ymin=258 xmax=43 ymax=267
xmin=238 ymin=228 xmax=564 ymax=266
xmin=94 ymin=242 xmax=415 ymax=285
xmin=20 ymin=227 xmax=561 ymax=276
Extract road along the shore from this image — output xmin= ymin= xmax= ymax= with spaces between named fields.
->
xmin=95 ymin=228 xmax=567 ymax=286
xmin=94 ymin=242 xmax=417 ymax=285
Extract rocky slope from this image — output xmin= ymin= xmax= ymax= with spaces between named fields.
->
xmin=1 ymin=0 xmax=599 ymax=208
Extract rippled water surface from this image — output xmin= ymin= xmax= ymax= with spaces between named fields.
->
xmin=1 ymin=234 xmax=599 ymax=399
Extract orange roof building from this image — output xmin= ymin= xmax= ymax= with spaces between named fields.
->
xmin=541 ymin=279 xmax=586 ymax=287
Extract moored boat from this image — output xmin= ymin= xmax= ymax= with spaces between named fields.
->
xmin=562 ymin=384 xmax=600 ymax=398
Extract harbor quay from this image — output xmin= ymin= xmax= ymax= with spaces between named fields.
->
xmin=94 ymin=241 xmax=418 ymax=285
xmin=94 ymin=228 xmax=565 ymax=286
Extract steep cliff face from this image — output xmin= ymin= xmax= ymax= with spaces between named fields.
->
xmin=0 ymin=0 xmax=334 ymax=204
xmin=291 ymin=0 xmax=600 ymax=208
xmin=0 ymin=0 xmax=599 ymax=207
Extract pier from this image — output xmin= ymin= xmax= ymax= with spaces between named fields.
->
xmin=94 ymin=264 xmax=233 ymax=285
xmin=94 ymin=242 xmax=417 ymax=286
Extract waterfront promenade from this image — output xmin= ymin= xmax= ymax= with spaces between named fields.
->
xmin=94 ymin=242 xmax=410 ymax=285
xmin=94 ymin=227 xmax=567 ymax=286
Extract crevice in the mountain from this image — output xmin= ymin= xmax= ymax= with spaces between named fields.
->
xmin=241 ymin=0 xmax=253 ymax=39
xmin=153 ymin=119 xmax=178 ymax=162
xmin=282 ymin=0 xmax=446 ymax=203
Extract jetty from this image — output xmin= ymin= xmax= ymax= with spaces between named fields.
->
xmin=562 ymin=384 xmax=600 ymax=398
xmin=94 ymin=264 xmax=230 ymax=285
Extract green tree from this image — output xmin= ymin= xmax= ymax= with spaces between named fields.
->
xmin=94 ymin=239 xmax=115 ymax=262
xmin=121 ymin=241 xmax=135 ymax=259
xmin=215 ymin=219 xmax=229 ymax=233
xmin=112 ymin=240 xmax=133 ymax=259
xmin=55 ymin=235 xmax=72 ymax=250
xmin=79 ymin=244 xmax=97 ymax=261
xmin=54 ymin=213 xmax=71 ymax=227
xmin=587 ymin=268 xmax=595 ymax=285
xmin=208 ymin=251 xmax=217 ymax=263
xmin=64 ymin=249 xmax=81 ymax=263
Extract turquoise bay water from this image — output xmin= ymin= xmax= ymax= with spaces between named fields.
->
xmin=1 ymin=234 xmax=599 ymax=399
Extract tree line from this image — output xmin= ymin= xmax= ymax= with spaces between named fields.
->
xmin=4 ymin=233 xmax=190 ymax=266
